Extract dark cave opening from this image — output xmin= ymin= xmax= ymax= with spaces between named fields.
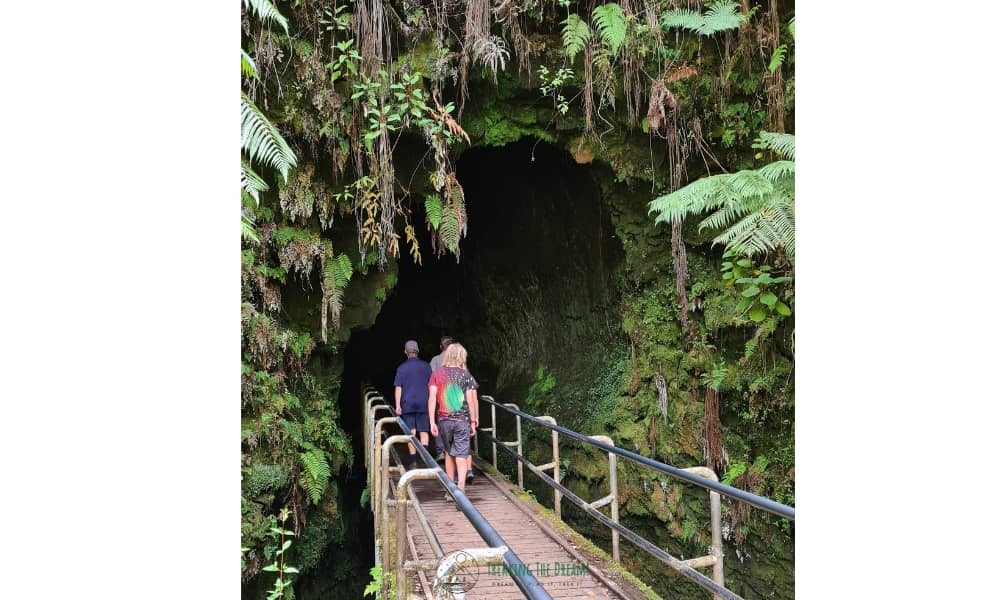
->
xmin=297 ymin=138 xmax=625 ymax=599
xmin=341 ymin=137 xmax=623 ymax=401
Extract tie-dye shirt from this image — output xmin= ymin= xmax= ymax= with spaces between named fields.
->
xmin=429 ymin=367 xmax=477 ymax=419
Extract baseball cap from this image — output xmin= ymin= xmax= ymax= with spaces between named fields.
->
xmin=404 ymin=340 xmax=419 ymax=353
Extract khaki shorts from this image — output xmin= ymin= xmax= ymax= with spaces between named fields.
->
xmin=438 ymin=417 xmax=470 ymax=458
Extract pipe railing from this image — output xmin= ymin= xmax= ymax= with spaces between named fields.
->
xmin=364 ymin=387 xmax=552 ymax=600
xmin=480 ymin=396 xmax=795 ymax=521
xmin=479 ymin=395 xmax=795 ymax=600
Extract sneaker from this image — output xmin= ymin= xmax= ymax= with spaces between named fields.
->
xmin=465 ymin=471 xmax=474 ymax=484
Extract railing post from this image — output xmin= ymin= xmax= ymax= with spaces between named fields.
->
xmin=503 ymin=403 xmax=523 ymax=489
xmin=395 ymin=469 xmax=439 ymax=600
xmin=490 ymin=401 xmax=497 ymax=469
xmin=589 ymin=435 xmax=619 ymax=562
xmin=682 ymin=466 xmax=725 ymax=596
xmin=536 ymin=416 xmax=561 ymax=519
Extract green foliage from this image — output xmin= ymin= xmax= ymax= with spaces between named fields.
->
xmin=768 ymin=44 xmax=788 ymax=74
xmin=661 ymin=1 xmax=745 ymax=36
xmin=424 ymin=194 xmax=442 ymax=229
xmin=242 ymin=49 xmax=259 ymax=80
xmin=561 ymin=14 xmax=591 ymax=62
xmin=299 ymin=449 xmax=332 ymax=503
xmin=262 ymin=508 xmax=298 ymax=600
xmin=525 ymin=366 xmax=557 ymax=412
xmin=648 ymin=133 xmax=795 ymax=260
xmin=364 ymin=565 xmax=384 ymax=598
xmin=721 ymin=256 xmax=792 ymax=323
xmin=243 ymin=0 xmax=289 ymax=34
xmin=592 ymin=3 xmax=626 ymax=56
xmin=701 ymin=361 xmax=727 ymax=392
xmin=245 ymin=462 xmax=292 ymax=496
xmin=242 ymin=92 xmax=297 ymax=183
xmin=538 ymin=66 xmax=575 ymax=115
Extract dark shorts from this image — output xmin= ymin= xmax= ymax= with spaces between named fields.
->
xmin=437 ymin=417 xmax=470 ymax=458
xmin=402 ymin=412 xmax=430 ymax=433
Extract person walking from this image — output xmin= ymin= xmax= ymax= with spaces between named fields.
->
xmin=428 ymin=343 xmax=478 ymax=497
xmin=393 ymin=340 xmax=432 ymax=467
xmin=428 ymin=336 xmax=454 ymax=461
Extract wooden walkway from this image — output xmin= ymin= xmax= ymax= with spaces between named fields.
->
xmin=388 ymin=455 xmax=644 ymax=600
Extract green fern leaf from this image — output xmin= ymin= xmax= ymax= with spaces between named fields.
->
xmin=768 ymin=44 xmax=787 ymax=74
xmin=755 ymin=131 xmax=795 ymax=160
xmin=242 ymin=159 xmax=269 ymax=204
xmin=242 ymin=92 xmax=297 ymax=182
xmin=789 ymin=17 xmax=795 ymax=41
xmin=300 ymin=450 xmax=331 ymax=503
xmin=662 ymin=1 xmax=744 ymax=36
xmin=242 ymin=214 xmax=260 ymax=243
xmin=562 ymin=14 xmax=592 ymax=61
xmin=592 ymin=3 xmax=626 ymax=55
xmin=424 ymin=194 xmax=442 ymax=229
xmin=439 ymin=203 xmax=460 ymax=253
xmin=243 ymin=0 xmax=288 ymax=33
xmin=702 ymin=1 xmax=745 ymax=33
xmin=241 ymin=49 xmax=258 ymax=80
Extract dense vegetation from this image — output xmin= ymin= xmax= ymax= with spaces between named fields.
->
xmin=241 ymin=0 xmax=794 ymax=597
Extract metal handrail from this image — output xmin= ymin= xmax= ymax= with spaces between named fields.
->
xmin=478 ymin=428 xmax=740 ymax=600
xmin=364 ymin=388 xmax=553 ymax=600
xmin=480 ymin=396 xmax=795 ymax=521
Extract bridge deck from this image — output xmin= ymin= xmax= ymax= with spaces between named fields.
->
xmin=389 ymin=454 xmax=643 ymax=600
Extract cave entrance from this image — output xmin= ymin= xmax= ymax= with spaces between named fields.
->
xmin=302 ymin=138 xmax=623 ymax=599
xmin=340 ymin=137 xmax=623 ymax=405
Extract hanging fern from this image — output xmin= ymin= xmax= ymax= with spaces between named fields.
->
xmin=242 ymin=160 xmax=269 ymax=204
xmin=299 ymin=450 xmax=331 ymax=503
xmin=561 ymin=14 xmax=592 ymax=62
xmin=241 ymin=49 xmax=258 ymax=80
xmin=789 ymin=16 xmax=795 ymax=41
xmin=592 ymin=3 xmax=626 ymax=56
xmin=661 ymin=1 xmax=744 ymax=36
xmin=242 ymin=214 xmax=260 ymax=244
xmin=242 ymin=93 xmax=297 ymax=183
xmin=320 ymin=247 xmax=353 ymax=342
xmin=438 ymin=203 xmax=461 ymax=254
xmin=768 ymin=44 xmax=787 ymax=74
xmin=649 ymin=133 xmax=794 ymax=260
xmin=243 ymin=0 xmax=288 ymax=33
xmin=424 ymin=194 xmax=442 ymax=229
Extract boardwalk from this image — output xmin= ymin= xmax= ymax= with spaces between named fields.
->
xmin=388 ymin=452 xmax=643 ymax=600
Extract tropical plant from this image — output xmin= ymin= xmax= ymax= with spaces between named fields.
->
xmin=299 ymin=449 xmax=332 ymax=503
xmin=561 ymin=14 xmax=591 ymax=61
xmin=648 ymin=132 xmax=795 ymax=260
xmin=660 ymin=1 xmax=745 ymax=36
xmin=262 ymin=508 xmax=299 ymax=600
xmin=722 ymin=255 xmax=792 ymax=323
xmin=592 ymin=3 xmax=626 ymax=56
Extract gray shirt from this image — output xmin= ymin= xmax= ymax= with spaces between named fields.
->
xmin=430 ymin=353 xmax=444 ymax=372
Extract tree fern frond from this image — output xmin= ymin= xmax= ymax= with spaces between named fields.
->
xmin=702 ymin=1 xmax=745 ymax=33
xmin=662 ymin=1 xmax=744 ymax=35
xmin=789 ymin=17 xmax=795 ymax=41
xmin=424 ymin=194 xmax=442 ymax=229
xmin=755 ymin=131 xmax=795 ymax=160
xmin=592 ymin=3 xmax=626 ymax=55
xmin=648 ymin=174 xmax=732 ymax=224
xmin=242 ymin=49 xmax=258 ymax=80
xmin=660 ymin=9 xmax=703 ymax=33
xmin=243 ymin=0 xmax=288 ymax=33
xmin=242 ymin=92 xmax=297 ymax=182
xmin=242 ymin=214 xmax=260 ymax=244
xmin=768 ymin=44 xmax=787 ymax=74
xmin=562 ymin=14 xmax=592 ymax=62
xmin=242 ymin=160 xmax=269 ymax=204
xmin=758 ymin=160 xmax=794 ymax=182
